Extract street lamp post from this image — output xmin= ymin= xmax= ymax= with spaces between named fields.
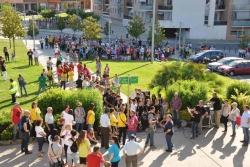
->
xmin=151 ymin=0 xmax=156 ymax=64
xmin=24 ymin=13 xmax=27 ymax=45
xmin=175 ymin=32 xmax=178 ymax=50
xmin=32 ymin=15 xmax=35 ymax=49
xmin=178 ymin=22 xmax=182 ymax=51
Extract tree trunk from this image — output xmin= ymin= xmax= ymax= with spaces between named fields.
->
xmin=9 ymin=38 xmax=11 ymax=48
xmin=13 ymin=37 xmax=16 ymax=56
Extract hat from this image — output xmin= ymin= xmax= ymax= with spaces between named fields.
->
xmin=14 ymin=102 xmax=20 ymax=105
xmin=130 ymin=134 xmax=136 ymax=139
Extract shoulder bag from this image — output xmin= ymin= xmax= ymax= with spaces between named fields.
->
xmin=51 ymin=143 xmax=64 ymax=167
xmin=118 ymin=112 xmax=128 ymax=129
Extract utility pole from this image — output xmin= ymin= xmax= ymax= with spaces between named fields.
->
xmin=32 ymin=15 xmax=35 ymax=49
xmin=179 ymin=22 xmax=182 ymax=51
xmin=151 ymin=0 xmax=156 ymax=64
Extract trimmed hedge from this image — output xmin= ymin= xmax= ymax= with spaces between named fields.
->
xmin=37 ymin=88 xmax=103 ymax=130
xmin=226 ymin=81 xmax=250 ymax=100
xmin=166 ymin=80 xmax=209 ymax=111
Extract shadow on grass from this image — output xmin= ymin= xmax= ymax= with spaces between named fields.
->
xmin=12 ymin=65 xmax=31 ymax=69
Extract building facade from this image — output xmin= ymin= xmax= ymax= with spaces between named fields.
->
xmin=92 ymin=0 xmax=250 ymax=40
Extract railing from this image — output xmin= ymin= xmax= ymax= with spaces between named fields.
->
xmin=231 ymin=21 xmax=250 ymax=26
xmin=215 ymin=4 xmax=225 ymax=10
xmin=124 ymin=15 xmax=132 ymax=19
xmin=126 ymin=2 xmax=133 ymax=7
xmin=233 ymin=5 xmax=250 ymax=10
xmin=94 ymin=0 xmax=102 ymax=5
xmin=214 ymin=20 xmax=227 ymax=25
xmin=114 ymin=2 xmax=123 ymax=7
xmin=140 ymin=5 xmax=153 ymax=10
xmin=158 ymin=5 xmax=173 ymax=10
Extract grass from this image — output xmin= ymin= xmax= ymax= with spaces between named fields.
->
xmin=0 ymin=39 xmax=43 ymax=124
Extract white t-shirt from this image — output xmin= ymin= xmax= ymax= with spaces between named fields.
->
xmin=54 ymin=47 xmax=59 ymax=53
xmin=61 ymin=130 xmax=72 ymax=146
xmin=63 ymin=112 xmax=74 ymax=125
xmin=130 ymin=103 xmax=137 ymax=112
xmin=35 ymin=126 xmax=44 ymax=137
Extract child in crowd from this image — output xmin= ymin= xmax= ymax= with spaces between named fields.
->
xmin=11 ymin=52 xmax=15 ymax=62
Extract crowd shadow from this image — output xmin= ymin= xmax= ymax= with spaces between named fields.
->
xmin=233 ymin=147 xmax=248 ymax=167
xmin=12 ymin=65 xmax=30 ymax=69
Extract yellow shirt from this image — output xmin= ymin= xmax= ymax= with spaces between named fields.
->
xmin=61 ymin=73 xmax=67 ymax=81
xmin=49 ymin=37 xmax=53 ymax=42
xmin=68 ymin=71 xmax=74 ymax=81
xmin=30 ymin=107 xmax=41 ymax=122
xmin=118 ymin=112 xmax=126 ymax=127
xmin=78 ymin=138 xmax=90 ymax=157
xmin=87 ymin=110 xmax=95 ymax=124
xmin=110 ymin=114 xmax=117 ymax=126
xmin=47 ymin=70 xmax=53 ymax=77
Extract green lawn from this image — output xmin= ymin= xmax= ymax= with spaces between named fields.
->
xmin=83 ymin=59 xmax=234 ymax=97
xmin=0 ymin=39 xmax=42 ymax=124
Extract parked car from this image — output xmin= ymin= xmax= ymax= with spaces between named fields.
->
xmin=25 ymin=10 xmax=37 ymax=16
xmin=218 ymin=60 xmax=250 ymax=76
xmin=188 ymin=50 xmax=225 ymax=63
xmin=207 ymin=57 xmax=243 ymax=71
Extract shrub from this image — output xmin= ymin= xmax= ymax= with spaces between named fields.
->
xmin=40 ymin=9 xmax=56 ymax=19
xmin=37 ymin=88 xmax=103 ymax=130
xmin=166 ymin=80 xmax=209 ymax=110
xmin=226 ymin=81 xmax=250 ymax=100
xmin=0 ymin=124 xmax=13 ymax=140
xmin=230 ymin=89 xmax=250 ymax=113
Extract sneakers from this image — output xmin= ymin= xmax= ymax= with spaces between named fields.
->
xmin=25 ymin=151 xmax=32 ymax=155
xmin=242 ymin=144 xmax=248 ymax=147
xmin=166 ymin=149 xmax=172 ymax=152
xmin=150 ymin=145 xmax=157 ymax=149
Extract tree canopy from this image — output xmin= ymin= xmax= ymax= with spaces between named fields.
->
xmin=27 ymin=21 xmax=39 ymax=37
xmin=238 ymin=31 xmax=250 ymax=49
xmin=126 ymin=15 xmax=146 ymax=41
xmin=103 ymin=21 xmax=110 ymax=37
xmin=66 ymin=9 xmax=100 ymax=21
xmin=40 ymin=9 xmax=56 ymax=19
xmin=67 ymin=14 xmax=81 ymax=34
xmin=56 ymin=17 xmax=66 ymax=32
xmin=147 ymin=20 xmax=166 ymax=46
xmin=82 ymin=16 xmax=102 ymax=40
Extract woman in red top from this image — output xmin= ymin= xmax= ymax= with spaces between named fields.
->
xmin=57 ymin=65 xmax=63 ymax=85
xmin=11 ymin=102 xmax=23 ymax=141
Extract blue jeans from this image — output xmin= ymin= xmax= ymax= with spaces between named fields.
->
xmin=49 ymin=162 xmax=59 ymax=167
xmin=20 ymin=85 xmax=27 ymax=96
xmin=87 ymin=124 xmax=93 ymax=132
xmin=243 ymin=127 xmax=249 ymax=144
xmin=231 ymin=121 xmax=236 ymax=136
xmin=145 ymin=127 xmax=154 ymax=146
xmin=192 ymin=121 xmax=199 ymax=138
xmin=165 ymin=134 xmax=173 ymax=151
xmin=75 ymin=123 xmax=83 ymax=132
xmin=13 ymin=124 xmax=22 ymax=140
xmin=37 ymin=137 xmax=44 ymax=151
xmin=172 ymin=110 xmax=180 ymax=127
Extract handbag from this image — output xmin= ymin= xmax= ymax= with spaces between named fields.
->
xmin=236 ymin=116 xmax=241 ymax=126
xmin=51 ymin=143 xmax=64 ymax=167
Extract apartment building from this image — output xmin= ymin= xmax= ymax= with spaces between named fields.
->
xmin=0 ymin=0 xmax=38 ymax=11
xmin=92 ymin=0 xmax=250 ymax=40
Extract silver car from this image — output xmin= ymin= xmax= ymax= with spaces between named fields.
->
xmin=207 ymin=57 xmax=243 ymax=71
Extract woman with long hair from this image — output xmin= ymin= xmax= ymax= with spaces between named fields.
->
xmin=77 ymin=130 xmax=91 ymax=167
xmin=86 ymin=103 xmax=95 ymax=132
xmin=3 ymin=46 xmax=9 ymax=62
xmin=35 ymin=118 xmax=46 ymax=157
xmin=30 ymin=102 xmax=41 ymax=141
xmin=108 ymin=136 xmax=121 ymax=167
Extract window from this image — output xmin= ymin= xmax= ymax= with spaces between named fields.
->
xmin=204 ymin=16 xmax=209 ymax=25
xmin=238 ymin=63 xmax=245 ymax=68
xmin=164 ymin=12 xmax=172 ymax=20
xmin=245 ymin=62 xmax=250 ymax=67
xmin=230 ymin=31 xmax=237 ymax=35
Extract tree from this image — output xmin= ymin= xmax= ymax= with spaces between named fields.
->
xmin=1 ymin=3 xmax=26 ymax=54
xmin=82 ymin=16 xmax=102 ymax=40
xmin=56 ymin=17 xmax=66 ymax=32
xmin=67 ymin=14 xmax=81 ymax=34
xmin=126 ymin=15 xmax=145 ymax=41
xmin=148 ymin=20 xmax=166 ymax=46
xmin=27 ymin=21 xmax=39 ymax=38
xmin=238 ymin=31 xmax=250 ymax=49
xmin=62 ymin=1 xmax=68 ymax=12
xmin=40 ymin=9 xmax=56 ymax=19
xmin=103 ymin=21 xmax=110 ymax=37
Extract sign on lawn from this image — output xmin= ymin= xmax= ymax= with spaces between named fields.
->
xmin=130 ymin=76 xmax=138 ymax=84
xmin=119 ymin=77 xmax=129 ymax=84
xmin=119 ymin=76 xmax=138 ymax=84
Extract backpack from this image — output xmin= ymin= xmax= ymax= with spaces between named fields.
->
xmin=70 ymin=138 xmax=78 ymax=153
xmin=18 ymin=118 xmax=23 ymax=130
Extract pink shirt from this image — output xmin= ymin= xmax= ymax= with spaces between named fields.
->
xmin=128 ymin=115 xmax=138 ymax=131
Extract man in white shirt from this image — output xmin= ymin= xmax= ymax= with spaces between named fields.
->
xmin=130 ymin=99 xmax=137 ymax=112
xmin=100 ymin=109 xmax=112 ymax=149
xmin=33 ymin=48 xmax=39 ymax=65
xmin=241 ymin=105 xmax=250 ymax=146
xmin=46 ymin=57 xmax=53 ymax=70
xmin=123 ymin=134 xmax=144 ymax=167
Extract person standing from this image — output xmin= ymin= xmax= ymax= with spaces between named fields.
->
xmin=221 ymin=99 xmax=231 ymax=133
xmin=144 ymin=106 xmax=157 ymax=149
xmin=47 ymin=57 xmax=53 ymax=70
xmin=9 ymin=78 xmax=18 ymax=104
xmin=3 ymin=46 xmax=9 ymax=62
xmin=11 ymin=102 xmax=23 ymax=142
xmin=68 ymin=68 xmax=74 ymax=89
xmin=47 ymin=67 xmax=54 ymax=88
xmin=241 ymin=105 xmax=250 ymax=146
xmin=86 ymin=103 xmax=95 ymax=132
xmin=229 ymin=102 xmax=240 ymax=138
xmin=77 ymin=130 xmax=91 ymax=167
xmin=48 ymin=135 xmax=62 ymax=167
xmin=195 ymin=100 xmax=208 ymax=135
xmin=96 ymin=60 xmax=102 ymax=77
xmin=108 ymin=136 xmax=121 ymax=167
xmin=33 ymin=48 xmax=39 ymax=65
xmin=21 ymin=110 xmax=32 ymax=154
xmin=39 ymin=37 xmax=45 ymax=49
xmin=110 ymin=108 xmax=118 ymax=137
xmin=2 ymin=60 xmax=7 ymax=81
xmin=118 ymin=106 xmax=127 ymax=146
xmin=128 ymin=110 xmax=138 ymax=139
xmin=27 ymin=49 xmax=33 ymax=65
xmin=170 ymin=92 xmax=182 ymax=128
xmin=123 ymin=134 xmax=144 ymax=167
xmin=18 ymin=74 xmax=28 ymax=96
xmin=164 ymin=114 xmax=174 ymax=152
xmin=86 ymin=146 xmax=110 ymax=167
xmin=37 ymin=73 xmax=47 ymax=95
xmin=35 ymin=118 xmax=47 ymax=157
xmin=100 ymin=109 xmax=111 ymax=149
xmin=210 ymin=92 xmax=222 ymax=128
xmin=45 ymin=107 xmax=55 ymax=142
xmin=0 ymin=56 xmax=3 ymax=76
xmin=67 ymin=130 xmax=80 ymax=167
xmin=74 ymin=102 xmax=85 ymax=133
xmin=30 ymin=102 xmax=41 ymax=141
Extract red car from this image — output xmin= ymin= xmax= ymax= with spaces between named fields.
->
xmin=218 ymin=60 xmax=250 ymax=76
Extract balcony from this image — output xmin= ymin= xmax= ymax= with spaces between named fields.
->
xmin=124 ymin=15 xmax=132 ymax=19
xmin=215 ymin=4 xmax=225 ymax=10
xmin=231 ymin=21 xmax=250 ymax=27
xmin=126 ymin=2 xmax=133 ymax=7
xmin=158 ymin=5 xmax=173 ymax=10
xmin=114 ymin=2 xmax=123 ymax=8
xmin=94 ymin=0 xmax=102 ymax=5
xmin=233 ymin=5 xmax=250 ymax=10
xmin=140 ymin=5 xmax=153 ymax=11
xmin=214 ymin=20 xmax=227 ymax=25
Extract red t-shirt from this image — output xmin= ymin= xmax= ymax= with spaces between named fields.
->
xmin=86 ymin=153 xmax=104 ymax=167
xmin=57 ymin=68 xmax=63 ymax=76
xmin=12 ymin=107 xmax=22 ymax=124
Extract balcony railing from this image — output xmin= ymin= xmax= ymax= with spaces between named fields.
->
xmin=158 ymin=5 xmax=173 ymax=10
xmin=215 ymin=4 xmax=225 ymax=10
xmin=214 ymin=20 xmax=227 ymax=25
xmin=232 ymin=21 xmax=250 ymax=26
xmin=124 ymin=15 xmax=132 ymax=19
xmin=94 ymin=0 xmax=102 ymax=5
xmin=140 ymin=5 xmax=153 ymax=10
xmin=114 ymin=2 xmax=123 ymax=7
xmin=126 ymin=2 xmax=133 ymax=7
xmin=233 ymin=5 xmax=250 ymax=10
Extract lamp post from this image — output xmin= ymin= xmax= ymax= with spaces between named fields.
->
xmin=32 ymin=15 xmax=35 ymax=49
xmin=109 ymin=19 xmax=112 ymax=45
xmin=151 ymin=0 xmax=156 ymax=64
xmin=178 ymin=22 xmax=182 ymax=51
xmin=24 ymin=13 xmax=27 ymax=45
xmin=175 ymin=32 xmax=178 ymax=50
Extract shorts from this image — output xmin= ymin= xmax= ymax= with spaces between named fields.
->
xmin=67 ymin=152 xmax=79 ymax=165
xmin=80 ymin=157 xmax=86 ymax=165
